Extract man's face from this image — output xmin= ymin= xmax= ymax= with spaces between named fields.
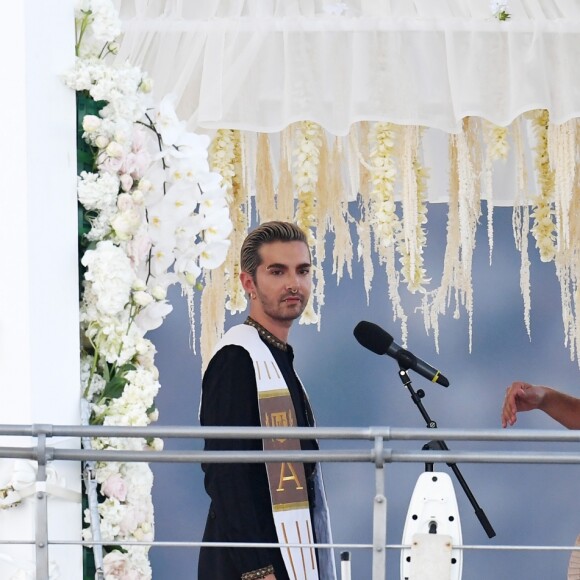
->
xmin=243 ymin=240 xmax=312 ymax=325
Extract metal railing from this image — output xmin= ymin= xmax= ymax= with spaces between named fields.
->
xmin=2 ymin=424 xmax=580 ymax=579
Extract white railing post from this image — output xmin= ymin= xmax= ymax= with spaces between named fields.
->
xmin=372 ymin=436 xmax=387 ymax=579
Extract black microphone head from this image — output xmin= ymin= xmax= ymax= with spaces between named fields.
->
xmin=353 ymin=321 xmax=394 ymax=355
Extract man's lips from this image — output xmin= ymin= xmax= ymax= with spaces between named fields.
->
xmin=282 ymin=294 xmax=303 ymax=303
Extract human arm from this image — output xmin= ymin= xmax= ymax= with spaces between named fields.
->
xmin=501 ymin=381 xmax=580 ymax=429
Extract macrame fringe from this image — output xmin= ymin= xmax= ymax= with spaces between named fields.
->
xmin=200 ymin=268 xmax=227 ymax=373
xmin=194 ymin=116 xmax=580 ymax=369
xmin=277 ymin=127 xmax=295 ymax=222
xmin=255 ymin=132 xmax=277 ymax=222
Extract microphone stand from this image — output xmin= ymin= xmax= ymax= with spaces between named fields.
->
xmin=397 ymin=366 xmax=496 ymax=539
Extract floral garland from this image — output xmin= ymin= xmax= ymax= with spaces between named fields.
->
xmin=368 ymin=122 xmax=408 ymax=341
xmin=65 ymin=1 xmax=232 ymax=577
xmin=529 ymin=110 xmax=556 ymax=262
xmin=208 ymin=128 xmax=247 ymax=316
xmin=399 ymin=126 xmax=430 ymax=294
xmin=294 ymin=121 xmax=322 ymax=248
xmin=293 ymin=121 xmax=323 ymax=324
xmin=482 ymin=120 xmax=510 ymax=263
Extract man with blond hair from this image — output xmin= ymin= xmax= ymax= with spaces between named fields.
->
xmin=199 ymin=222 xmax=335 ymax=580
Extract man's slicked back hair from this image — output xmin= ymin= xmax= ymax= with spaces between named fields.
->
xmin=240 ymin=221 xmax=309 ymax=279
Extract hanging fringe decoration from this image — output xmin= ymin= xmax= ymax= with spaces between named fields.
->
xmin=368 ymin=121 xmax=407 ymax=343
xmin=255 ymin=132 xmax=277 ymax=222
xmin=200 ymin=268 xmax=226 ymax=372
xmin=293 ymin=120 xmax=323 ymax=325
xmin=529 ymin=110 xmax=557 ymax=262
xmin=353 ymin=121 xmax=375 ymax=302
xmin=196 ymin=113 xmax=580 ymax=369
xmin=203 ymin=129 xmax=247 ymax=361
xmin=548 ymin=119 xmax=576 ymax=251
xmin=553 ymin=121 xmax=580 ymax=362
xmin=312 ymin=134 xmax=332 ymax=327
xmin=330 ymin=136 xmax=353 ymax=284
xmin=422 ymin=131 xmax=473 ymax=351
xmin=277 ymin=127 xmax=295 ymax=222
xmin=225 ymin=129 xmax=248 ymax=314
xmin=513 ymin=117 xmax=532 ymax=339
xmin=399 ymin=126 xmax=430 ymax=293
xmin=482 ymin=119 xmax=510 ymax=264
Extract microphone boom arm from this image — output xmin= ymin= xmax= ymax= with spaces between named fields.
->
xmin=397 ymin=366 xmax=496 ymax=539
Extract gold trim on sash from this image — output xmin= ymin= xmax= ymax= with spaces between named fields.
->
xmin=273 ymin=501 xmax=310 ymax=512
xmin=259 ymin=388 xmax=290 ymax=399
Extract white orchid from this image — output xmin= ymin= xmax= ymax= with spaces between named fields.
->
xmin=73 ymin=3 xmax=232 ymax=576
xmin=154 ymin=94 xmax=185 ymax=146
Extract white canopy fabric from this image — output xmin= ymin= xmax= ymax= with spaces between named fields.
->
xmin=117 ymin=0 xmax=580 ymax=134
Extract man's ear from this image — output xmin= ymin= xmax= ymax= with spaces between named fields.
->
xmin=239 ymin=271 xmax=255 ymax=295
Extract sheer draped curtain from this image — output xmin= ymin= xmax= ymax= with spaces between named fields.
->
xmin=113 ymin=0 xmax=580 ymax=362
xmin=116 ymin=0 xmax=580 ymax=135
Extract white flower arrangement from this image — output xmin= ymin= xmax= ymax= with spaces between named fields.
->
xmin=369 ymin=121 xmax=408 ymax=341
xmin=68 ymin=1 xmax=232 ymax=577
xmin=293 ymin=121 xmax=323 ymax=324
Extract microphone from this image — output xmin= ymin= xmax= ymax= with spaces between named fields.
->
xmin=353 ymin=321 xmax=450 ymax=387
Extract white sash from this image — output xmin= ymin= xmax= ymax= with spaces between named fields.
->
xmin=212 ymin=324 xmax=336 ymax=580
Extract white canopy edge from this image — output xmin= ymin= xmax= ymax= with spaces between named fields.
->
xmin=115 ymin=0 xmax=580 ymax=135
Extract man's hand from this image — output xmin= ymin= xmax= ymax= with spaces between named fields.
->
xmin=501 ymin=381 xmax=546 ymax=428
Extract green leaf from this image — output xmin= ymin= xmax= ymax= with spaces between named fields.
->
xmin=101 ymin=363 xmax=136 ymax=400
xmin=102 ymin=375 xmax=127 ymax=400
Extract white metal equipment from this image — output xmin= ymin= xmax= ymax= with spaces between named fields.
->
xmin=401 ymin=471 xmax=463 ymax=580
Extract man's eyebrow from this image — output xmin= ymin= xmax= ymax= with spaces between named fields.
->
xmin=265 ymin=263 xmax=311 ymax=270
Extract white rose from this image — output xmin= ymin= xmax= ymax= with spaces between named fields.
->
xmin=120 ymin=173 xmax=134 ymax=192
xmin=132 ymin=189 xmax=144 ymax=204
xmin=132 ymin=278 xmax=147 ymax=292
xmin=116 ymin=192 xmax=134 ymax=212
xmin=150 ymin=285 xmax=166 ymax=301
xmin=111 ymin=209 xmax=141 ymax=240
xmin=133 ymin=290 xmax=153 ymax=307
xmin=82 ymin=114 xmax=101 ymax=132
xmin=106 ymin=141 xmax=124 ymax=159
xmin=140 ymin=77 xmax=153 ymax=93
xmin=137 ymin=178 xmax=152 ymax=193
xmin=95 ymin=135 xmax=109 ymax=149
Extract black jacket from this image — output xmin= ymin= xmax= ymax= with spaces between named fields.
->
xmin=198 ymin=338 xmax=317 ymax=580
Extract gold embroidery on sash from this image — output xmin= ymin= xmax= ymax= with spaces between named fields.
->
xmin=296 ymin=520 xmax=307 ymax=577
xmin=264 ymin=409 xmax=294 ymax=442
xmin=277 ymin=462 xmax=304 ymax=491
xmin=307 ymin=521 xmax=315 ymax=569
xmin=282 ymin=522 xmax=298 ymax=580
xmin=263 ymin=360 xmax=272 ymax=380
xmin=271 ymin=361 xmax=281 ymax=379
xmin=255 ymin=360 xmax=261 ymax=381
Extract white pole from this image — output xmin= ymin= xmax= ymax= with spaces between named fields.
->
xmin=0 ymin=0 xmax=81 ymax=578
xmin=340 ymin=551 xmax=352 ymax=580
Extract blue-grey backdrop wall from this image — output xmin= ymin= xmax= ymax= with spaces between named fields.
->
xmin=148 ymin=204 xmax=580 ymax=579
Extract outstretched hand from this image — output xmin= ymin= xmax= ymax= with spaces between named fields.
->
xmin=501 ymin=381 xmax=545 ymax=428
